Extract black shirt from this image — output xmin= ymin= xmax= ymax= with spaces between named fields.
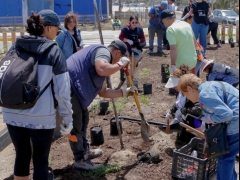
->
xmin=191 ymin=1 xmax=210 ymax=25
xmin=72 ymin=31 xmax=81 ymax=53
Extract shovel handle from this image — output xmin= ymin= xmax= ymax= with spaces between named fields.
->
xmin=125 ymin=68 xmax=141 ymax=112
xmin=179 ymin=122 xmax=205 ymax=139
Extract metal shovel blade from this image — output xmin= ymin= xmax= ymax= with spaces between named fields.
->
xmin=140 ymin=112 xmax=150 ymax=143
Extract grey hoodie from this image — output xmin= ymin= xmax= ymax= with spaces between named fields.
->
xmin=3 ymin=36 xmax=72 ymax=128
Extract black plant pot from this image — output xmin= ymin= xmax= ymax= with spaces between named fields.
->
xmin=221 ymin=40 xmax=225 ymax=44
xmin=143 ymin=83 xmax=152 ymax=94
xmin=230 ymin=42 xmax=235 ymax=48
xmin=127 ymin=80 xmax=138 ymax=89
xmin=228 ymin=38 xmax=234 ymax=44
xmin=110 ymin=118 xmax=123 ymax=136
xmin=169 ymin=88 xmax=177 ymax=95
xmin=161 ymin=72 xmax=169 ymax=83
xmin=99 ymin=100 xmax=109 ymax=115
xmin=90 ymin=126 xmax=104 ymax=146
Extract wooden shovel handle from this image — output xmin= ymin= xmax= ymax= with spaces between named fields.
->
xmin=179 ymin=122 xmax=205 ymax=139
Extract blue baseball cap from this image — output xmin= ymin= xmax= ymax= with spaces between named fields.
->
xmin=161 ymin=1 xmax=168 ymax=10
xmin=38 ymin=9 xmax=62 ymax=29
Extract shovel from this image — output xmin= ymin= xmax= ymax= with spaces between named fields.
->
xmin=124 ymin=65 xmax=150 ymax=143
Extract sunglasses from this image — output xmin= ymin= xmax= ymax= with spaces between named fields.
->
xmin=131 ymin=21 xmax=138 ymax=24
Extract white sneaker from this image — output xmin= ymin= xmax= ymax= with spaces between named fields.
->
xmin=73 ymin=159 xmax=104 ymax=170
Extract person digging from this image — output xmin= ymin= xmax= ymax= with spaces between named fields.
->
xmin=66 ymin=40 xmax=138 ymax=171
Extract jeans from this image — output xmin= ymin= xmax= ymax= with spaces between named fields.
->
xmin=191 ymin=20 xmax=209 ymax=57
xmin=217 ymin=133 xmax=239 ymax=180
xmin=148 ymin=26 xmax=164 ymax=52
xmin=195 ymin=60 xmax=202 ymax=76
xmin=112 ymin=23 xmax=122 ymax=30
xmin=7 ymin=124 xmax=54 ymax=180
xmin=69 ymin=88 xmax=89 ymax=161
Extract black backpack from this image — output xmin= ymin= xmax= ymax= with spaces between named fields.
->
xmin=0 ymin=48 xmax=51 ymax=109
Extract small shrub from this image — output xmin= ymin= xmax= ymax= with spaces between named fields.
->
xmin=140 ymin=95 xmax=150 ymax=105
xmin=108 ymin=97 xmax=128 ymax=115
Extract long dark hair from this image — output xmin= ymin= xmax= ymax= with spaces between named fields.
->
xmin=26 ymin=12 xmax=45 ymax=36
xmin=129 ymin=15 xmax=138 ymax=22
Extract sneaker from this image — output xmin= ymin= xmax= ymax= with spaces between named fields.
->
xmin=216 ymin=43 xmax=222 ymax=48
xmin=148 ymin=50 xmax=154 ymax=54
xmin=73 ymin=159 xmax=104 ymax=170
xmin=48 ymin=167 xmax=54 ymax=180
xmin=88 ymin=148 xmax=103 ymax=159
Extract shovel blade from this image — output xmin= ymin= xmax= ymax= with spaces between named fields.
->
xmin=140 ymin=117 xmax=150 ymax=143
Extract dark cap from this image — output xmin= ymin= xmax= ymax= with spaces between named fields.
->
xmin=108 ymin=40 xmax=127 ymax=56
xmin=160 ymin=10 xmax=175 ymax=20
xmin=38 ymin=9 xmax=62 ymax=29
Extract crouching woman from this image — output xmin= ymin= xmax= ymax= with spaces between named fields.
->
xmin=178 ymin=74 xmax=239 ymax=180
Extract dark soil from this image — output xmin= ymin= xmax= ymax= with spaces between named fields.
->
xmin=5 ymin=44 xmax=237 ymax=180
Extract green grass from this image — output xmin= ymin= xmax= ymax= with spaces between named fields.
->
xmin=82 ymin=164 xmax=121 ymax=178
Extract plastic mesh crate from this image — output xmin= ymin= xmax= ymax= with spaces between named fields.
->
xmin=171 ymin=138 xmax=217 ymax=180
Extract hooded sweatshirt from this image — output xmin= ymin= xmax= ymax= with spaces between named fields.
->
xmin=3 ymin=36 xmax=72 ymax=129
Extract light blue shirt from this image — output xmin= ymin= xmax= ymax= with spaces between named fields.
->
xmin=198 ymin=81 xmax=239 ymax=135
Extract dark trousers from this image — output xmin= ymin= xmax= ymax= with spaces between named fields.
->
xmin=7 ymin=124 xmax=54 ymax=180
xmin=69 ymin=89 xmax=89 ymax=161
xmin=208 ymin=21 xmax=220 ymax=44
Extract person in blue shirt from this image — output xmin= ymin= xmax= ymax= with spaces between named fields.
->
xmin=148 ymin=1 xmax=168 ymax=55
xmin=178 ymin=74 xmax=239 ymax=180
xmin=200 ymin=59 xmax=239 ymax=88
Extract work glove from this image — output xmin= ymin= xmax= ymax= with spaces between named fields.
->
xmin=60 ymin=122 xmax=73 ymax=135
xmin=201 ymin=114 xmax=215 ymax=124
xmin=175 ymin=109 xmax=182 ymax=119
xmin=127 ymin=39 xmax=134 ymax=45
xmin=170 ymin=65 xmax=176 ymax=74
xmin=117 ymin=57 xmax=130 ymax=68
xmin=121 ymin=86 xmax=138 ymax=97
xmin=165 ymin=113 xmax=173 ymax=124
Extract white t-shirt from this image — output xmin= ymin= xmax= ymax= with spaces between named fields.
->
xmin=168 ymin=4 xmax=175 ymax=13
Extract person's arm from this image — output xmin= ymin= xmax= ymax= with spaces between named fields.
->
xmin=169 ymin=45 xmax=177 ymax=66
xmin=148 ymin=7 xmax=156 ymax=18
xmin=139 ymin=27 xmax=146 ymax=43
xmin=182 ymin=8 xmax=193 ymax=20
xmin=98 ymin=81 xmax=123 ymax=98
xmin=181 ymin=6 xmax=188 ymax=18
xmin=95 ymin=60 xmax=122 ymax=76
xmin=119 ymin=30 xmax=126 ymax=41
xmin=199 ymin=91 xmax=233 ymax=123
xmin=52 ymin=47 xmax=73 ymax=126
xmin=181 ymin=103 xmax=203 ymax=116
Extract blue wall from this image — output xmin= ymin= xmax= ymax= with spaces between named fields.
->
xmin=0 ymin=0 xmax=22 ymax=16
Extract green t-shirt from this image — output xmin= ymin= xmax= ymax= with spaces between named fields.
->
xmin=167 ymin=20 xmax=197 ymax=69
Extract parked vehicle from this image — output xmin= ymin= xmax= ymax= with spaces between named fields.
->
xmin=213 ymin=9 xmax=239 ymax=25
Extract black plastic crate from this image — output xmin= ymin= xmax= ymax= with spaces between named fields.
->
xmin=171 ymin=138 xmax=217 ymax=180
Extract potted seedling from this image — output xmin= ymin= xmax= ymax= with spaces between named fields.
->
xmin=139 ymin=94 xmax=152 ymax=114
xmin=161 ymin=64 xmax=170 ymax=83
xmin=140 ymin=68 xmax=152 ymax=95
xmin=228 ymin=26 xmax=235 ymax=48
xmin=99 ymin=98 xmax=109 ymax=115
xmin=90 ymin=100 xmax=104 ymax=146
xmin=108 ymin=97 xmax=128 ymax=136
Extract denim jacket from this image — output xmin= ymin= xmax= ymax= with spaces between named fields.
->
xmin=56 ymin=27 xmax=84 ymax=59
xmin=198 ymin=81 xmax=239 ymax=135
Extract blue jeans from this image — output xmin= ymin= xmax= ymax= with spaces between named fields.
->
xmin=195 ymin=60 xmax=202 ymax=76
xmin=191 ymin=20 xmax=209 ymax=57
xmin=69 ymin=88 xmax=89 ymax=161
xmin=217 ymin=133 xmax=239 ymax=180
xmin=7 ymin=124 xmax=54 ymax=180
xmin=112 ymin=23 xmax=122 ymax=30
xmin=148 ymin=26 xmax=164 ymax=52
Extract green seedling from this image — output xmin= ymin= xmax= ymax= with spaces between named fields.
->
xmin=140 ymin=95 xmax=150 ymax=105
xmin=162 ymin=64 xmax=170 ymax=75
xmin=140 ymin=68 xmax=150 ymax=79
xmin=82 ymin=164 xmax=121 ymax=178
xmin=90 ymin=99 xmax=101 ymax=124
xmin=108 ymin=97 xmax=128 ymax=115
xmin=228 ymin=26 xmax=233 ymax=39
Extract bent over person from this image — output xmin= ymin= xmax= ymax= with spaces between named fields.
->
xmin=66 ymin=40 xmax=136 ymax=170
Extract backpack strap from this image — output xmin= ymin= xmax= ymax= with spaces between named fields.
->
xmin=36 ymin=80 xmax=53 ymax=100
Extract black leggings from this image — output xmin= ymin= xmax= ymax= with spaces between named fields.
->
xmin=208 ymin=21 xmax=220 ymax=44
xmin=7 ymin=124 xmax=54 ymax=180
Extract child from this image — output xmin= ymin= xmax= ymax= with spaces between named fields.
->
xmin=200 ymin=59 xmax=239 ymax=88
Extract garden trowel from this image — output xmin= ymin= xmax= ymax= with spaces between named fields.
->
xmin=124 ymin=64 xmax=150 ymax=143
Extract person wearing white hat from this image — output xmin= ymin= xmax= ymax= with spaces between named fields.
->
xmin=200 ymin=59 xmax=239 ymax=88
xmin=164 ymin=68 xmax=203 ymax=148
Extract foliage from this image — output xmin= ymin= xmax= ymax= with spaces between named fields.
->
xmin=82 ymin=164 xmax=121 ymax=178
xmin=140 ymin=95 xmax=150 ymax=105
xmin=162 ymin=64 xmax=170 ymax=74
xmin=90 ymin=101 xmax=100 ymax=115
xmin=140 ymin=67 xmax=150 ymax=79
xmin=108 ymin=97 xmax=128 ymax=114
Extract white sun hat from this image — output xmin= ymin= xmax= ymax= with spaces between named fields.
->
xmin=165 ymin=75 xmax=180 ymax=88
xmin=200 ymin=59 xmax=214 ymax=72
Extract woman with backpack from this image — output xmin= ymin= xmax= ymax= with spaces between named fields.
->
xmin=119 ymin=15 xmax=146 ymax=78
xmin=3 ymin=10 xmax=73 ymax=180
xmin=56 ymin=11 xmax=84 ymax=59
